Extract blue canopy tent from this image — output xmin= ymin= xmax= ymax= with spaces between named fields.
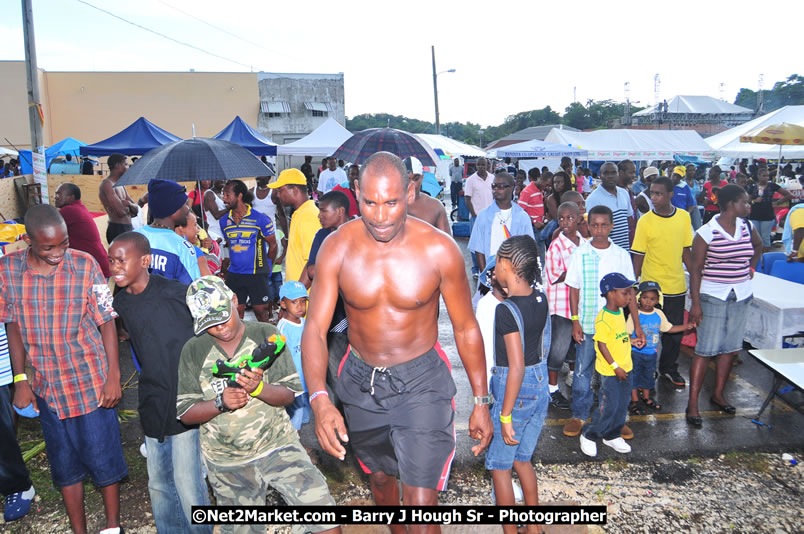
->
xmin=212 ymin=116 xmax=277 ymax=156
xmin=80 ymin=117 xmax=181 ymax=156
xmin=19 ymin=137 xmax=87 ymax=174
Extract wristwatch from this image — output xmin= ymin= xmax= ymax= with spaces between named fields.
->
xmin=474 ymin=395 xmax=493 ymax=405
xmin=214 ymin=392 xmax=228 ymax=412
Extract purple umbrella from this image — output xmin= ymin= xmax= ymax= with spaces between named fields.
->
xmin=332 ymin=128 xmax=439 ymax=166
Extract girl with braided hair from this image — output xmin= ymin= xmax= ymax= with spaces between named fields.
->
xmin=485 ymin=235 xmax=550 ymax=534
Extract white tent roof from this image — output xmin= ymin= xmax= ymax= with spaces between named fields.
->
xmin=705 ymin=106 xmax=804 ymax=159
xmin=0 ymin=147 xmax=18 ymax=157
xmin=416 ymin=134 xmax=486 ymax=158
xmin=276 ymin=118 xmax=352 ymax=157
xmin=634 ymin=95 xmax=752 ymax=116
xmin=544 ymin=128 xmax=716 ymax=160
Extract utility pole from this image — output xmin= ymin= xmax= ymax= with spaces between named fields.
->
xmin=22 ymin=0 xmax=44 ymax=153
xmin=432 ymin=46 xmax=440 ymax=135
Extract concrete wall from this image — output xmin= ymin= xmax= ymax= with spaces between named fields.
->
xmin=256 ymin=72 xmax=345 ymax=144
xmin=0 ymin=61 xmax=259 ymax=151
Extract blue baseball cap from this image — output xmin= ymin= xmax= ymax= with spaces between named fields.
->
xmin=479 ymin=256 xmax=497 ymax=289
xmin=600 ymin=272 xmax=636 ymax=297
xmin=279 ymin=280 xmax=308 ymax=301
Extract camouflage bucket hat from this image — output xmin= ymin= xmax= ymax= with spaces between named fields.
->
xmin=186 ymin=276 xmax=234 ymax=335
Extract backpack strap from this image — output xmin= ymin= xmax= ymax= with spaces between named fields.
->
xmin=493 ymin=297 xmax=551 ymax=366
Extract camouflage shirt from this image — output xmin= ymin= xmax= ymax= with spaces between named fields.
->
xmin=176 ymin=321 xmax=302 ymax=466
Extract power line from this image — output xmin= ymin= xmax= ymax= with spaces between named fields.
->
xmin=74 ymin=0 xmax=254 ymax=70
xmin=158 ymin=0 xmax=282 ymax=56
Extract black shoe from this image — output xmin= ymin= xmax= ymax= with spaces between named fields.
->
xmin=662 ymin=371 xmax=686 ymax=388
xmin=685 ymin=411 xmax=703 ymax=427
xmin=550 ymin=390 xmax=571 ymax=410
xmin=710 ymin=397 xmax=736 ymax=415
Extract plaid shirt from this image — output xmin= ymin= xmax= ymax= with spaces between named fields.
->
xmin=564 ymin=239 xmax=635 ymax=334
xmin=0 ymin=248 xmax=117 ymax=419
xmin=544 ymin=232 xmax=582 ymax=319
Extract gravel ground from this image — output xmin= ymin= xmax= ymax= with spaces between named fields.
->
xmin=4 ymin=451 xmax=800 ymax=534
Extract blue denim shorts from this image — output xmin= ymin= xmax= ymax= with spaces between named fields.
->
xmin=485 ymin=362 xmax=549 ymax=471
xmin=695 ymin=291 xmax=752 ymax=357
xmin=631 ymin=350 xmax=657 ymax=390
xmin=286 ymin=391 xmax=311 ymax=430
xmin=36 ymin=396 xmax=128 ymax=488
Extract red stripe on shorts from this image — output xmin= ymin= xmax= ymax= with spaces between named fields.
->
xmin=434 ymin=341 xmax=456 ymax=491
xmin=337 ymin=345 xmax=351 ymax=377
xmin=356 ymin=456 xmax=372 ymax=474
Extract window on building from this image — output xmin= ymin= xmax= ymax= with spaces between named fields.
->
xmin=261 ymin=101 xmax=291 ymax=115
xmin=304 ymin=102 xmax=333 ymax=118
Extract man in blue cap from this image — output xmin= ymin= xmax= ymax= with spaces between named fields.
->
xmin=135 ymin=179 xmax=201 ymax=285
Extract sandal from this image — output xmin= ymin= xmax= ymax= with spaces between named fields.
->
xmin=628 ymin=401 xmax=645 ymax=415
xmin=640 ymin=396 xmax=662 ymax=411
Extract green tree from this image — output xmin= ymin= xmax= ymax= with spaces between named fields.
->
xmin=734 ymin=74 xmax=803 ymax=112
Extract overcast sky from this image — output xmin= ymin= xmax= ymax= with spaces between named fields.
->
xmin=2 ymin=0 xmax=799 ymax=127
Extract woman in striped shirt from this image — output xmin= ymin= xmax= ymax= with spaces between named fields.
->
xmin=686 ymin=185 xmax=762 ymax=426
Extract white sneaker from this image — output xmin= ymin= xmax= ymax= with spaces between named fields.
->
xmin=579 ymin=434 xmax=597 ymax=457
xmin=565 ymin=371 xmax=574 ymax=387
xmin=602 ymin=437 xmax=632 ymax=454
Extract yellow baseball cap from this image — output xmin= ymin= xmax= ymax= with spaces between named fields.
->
xmin=268 ymin=168 xmax=307 ymax=188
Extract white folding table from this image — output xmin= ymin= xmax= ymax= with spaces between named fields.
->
xmin=748 ymin=348 xmax=804 ymax=417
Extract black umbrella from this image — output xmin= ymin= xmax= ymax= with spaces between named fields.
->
xmin=331 ymin=128 xmax=440 ymax=166
xmin=116 ymin=137 xmax=274 ymax=186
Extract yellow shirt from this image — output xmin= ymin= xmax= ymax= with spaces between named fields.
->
xmin=593 ymin=307 xmax=632 ymax=376
xmin=632 ymin=208 xmax=693 ymax=295
xmin=286 ymin=200 xmax=321 ymax=282
xmin=791 ymin=208 xmax=804 ymax=258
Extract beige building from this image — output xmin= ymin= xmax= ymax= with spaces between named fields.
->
xmin=0 ymin=60 xmax=259 ymax=152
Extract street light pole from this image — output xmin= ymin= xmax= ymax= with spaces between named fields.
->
xmin=431 ymin=46 xmax=455 ymax=136
xmin=432 ymin=46 xmax=440 ymax=135
xmin=22 ymin=0 xmax=44 ymax=153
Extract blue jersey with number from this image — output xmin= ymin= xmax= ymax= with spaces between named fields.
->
xmin=221 ymin=206 xmax=275 ymax=275
xmin=135 ymin=226 xmax=200 ymax=285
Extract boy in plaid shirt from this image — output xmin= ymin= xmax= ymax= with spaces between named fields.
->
xmin=543 ymin=201 xmax=584 ymax=410
xmin=562 ymin=205 xmax=644 ymax=440
xmin=1 ymin=205 xmax=126 ymax=534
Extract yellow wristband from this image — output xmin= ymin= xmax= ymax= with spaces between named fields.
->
xmin=249 ymin=381 xmax=264 ymax=397
xmin=571 ymin=315 xmax=579 ymax=321
xmin=13 ymin=373 xmax=27 ymax=383
xmin=500 ymin=414 xmax=512 ymax=424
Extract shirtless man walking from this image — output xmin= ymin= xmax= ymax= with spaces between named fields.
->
xmin=302 ymin=152 xmax=491 ymax=533
xmin=403 ymin=156 xmax=451 ymax=235
xmin=99 ymin=153 xmax=139 ymax=244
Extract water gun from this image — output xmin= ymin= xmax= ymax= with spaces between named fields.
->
xmin=212 ymin=334 xmax=286 ymax=387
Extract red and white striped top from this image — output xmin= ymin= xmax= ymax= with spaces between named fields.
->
xmin=697 ymin=216 xmax=755 ymax=300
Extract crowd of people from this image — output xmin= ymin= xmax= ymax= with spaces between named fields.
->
xmin=0 ymin=148 xmax=801 ymax=534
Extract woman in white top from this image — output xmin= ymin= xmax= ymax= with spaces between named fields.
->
xmin=686 ymin=184 xmax=762 ymax=427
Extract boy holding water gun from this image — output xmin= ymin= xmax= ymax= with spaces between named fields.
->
xmin=176 ymin=276 xmax=339 ymax=534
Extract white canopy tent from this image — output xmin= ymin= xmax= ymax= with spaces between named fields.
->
xmin=705 ymin=106 xmax=804 ymax=159
xmin=544 ymin=128 xmax=716 ymax=160
xmin=0 ymin=147 xmax=18 ymax=158
xmin=416 ymin=134 xmax=485 ymax=182
xmin=416 ymin=134 xmax=485 ymax=158
xmin=276 ymin=118 xmax=353 ymax=157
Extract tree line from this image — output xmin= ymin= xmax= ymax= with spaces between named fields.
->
xmin=346 ymin=74 xmax=803 ymax=147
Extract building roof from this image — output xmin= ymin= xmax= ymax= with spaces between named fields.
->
xmin=485 ymin=124 xmax=578 ymax=150
xmin=258 ymin=72 xmax=344 ymax=81
xmin=634 ymin=95 xmax=753 ymax=116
